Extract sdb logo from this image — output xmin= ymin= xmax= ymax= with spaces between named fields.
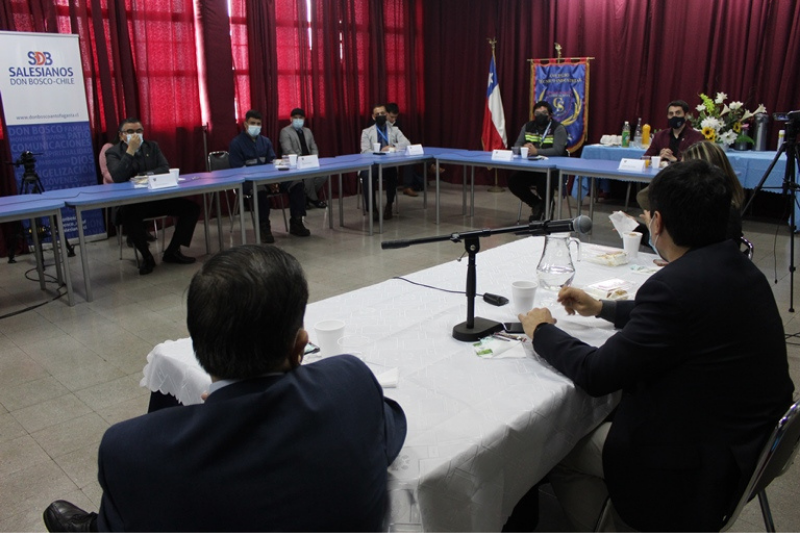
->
xmin=27 ymin=51 xmax=53 ymax=66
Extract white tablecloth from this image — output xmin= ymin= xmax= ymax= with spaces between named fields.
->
xmin=141 ymin=236 xmax=659 ymax=531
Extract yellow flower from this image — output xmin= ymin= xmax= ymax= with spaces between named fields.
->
xmin=702 ymin=126 xmax=716 ymax=140
xmin=732 ymin=122 xmax=741 ymax=133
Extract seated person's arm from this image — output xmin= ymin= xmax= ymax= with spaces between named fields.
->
xmin=279 ymin=128 xmax=296 ymax=156
xmin=514 ymin=125 xmax=526 ymax=148
xmin=228 ymin=138 xmax=245 ymax=168
xmin=536 ymin=124 xmax=568 ymax=156
xmin=265 ymin=139 xmax=277 ymax=163
xmin=152 ymin=144 xmax=170 ymax=174
xmin=105 ymin=146 xmax=135 ymax=183
xmin=308 ymin=132 xmax=319 ymax=156
xmin=392 ymin=128 xmax=411 ymax=150
xmin=360 ymin=129 xmax=373 ymax=154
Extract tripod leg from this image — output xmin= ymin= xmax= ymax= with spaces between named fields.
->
xmin=29 ymin=217 xmax=46 ymax=291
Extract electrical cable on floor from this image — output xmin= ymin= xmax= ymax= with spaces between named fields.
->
xmin=0 ymin=259 xmax=67 ymax=320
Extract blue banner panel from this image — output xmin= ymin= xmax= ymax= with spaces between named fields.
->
xmin=532 ymin=61 xmax=589 ymax=152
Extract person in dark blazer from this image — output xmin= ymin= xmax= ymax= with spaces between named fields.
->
xmin=519 ymin=160 xmax=793 ymax=531
xmin=105 ymin=117 xmax=200 ymax=274
xmin=43 ymin=245 xmax=407 ymax=532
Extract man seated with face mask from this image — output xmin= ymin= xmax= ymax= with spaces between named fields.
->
xmin=279 ymin=108 xmax=327 ymax=209
xmin=518 ymin=160 xmax=793 ymax=531
xmin=229 ymin=109 xmax=310 ymax=243
xmin=105 ymin=118 xmax=200 ymax=275
xmin=507 ymin=101 xmax=568 ymax=221
xmin=644 ymin=99 xmax=705 ymax=164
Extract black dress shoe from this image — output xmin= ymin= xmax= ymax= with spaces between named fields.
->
xmin=309 ymin=199 xmax=327 ymax=209
xmin=43 ymin=500 xmax=98 ymax=532
xmin=146 ymin=232 xmax=157 ymax=242
xmin=162 ymin=250 xmax=196 ymax=264
xmin=139 ymin=254 xmax=156 ymax=275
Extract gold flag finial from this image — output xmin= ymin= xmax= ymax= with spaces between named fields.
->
xmin=554 ymin=43 xmax=563 ymax=60
xmin=487 ymin=37 xmax=497 ymax=52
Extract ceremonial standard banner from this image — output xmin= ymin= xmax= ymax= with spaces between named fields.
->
xmin=530 ymin=60 xmax=589 ymax=152
xmin=0 ymin=31 xmax=103 ymax=240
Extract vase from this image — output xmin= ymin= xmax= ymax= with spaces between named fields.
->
xmin=732 ymin=141 xmax=752 ymax=151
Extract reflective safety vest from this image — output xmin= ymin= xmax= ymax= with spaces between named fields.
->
xmin=524 ymin=121 xmax=558 ymax=147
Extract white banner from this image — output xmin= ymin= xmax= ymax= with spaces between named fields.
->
xmin=0 ymin=31 xmax=103 ymax=238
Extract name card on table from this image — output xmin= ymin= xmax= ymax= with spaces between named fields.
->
xmin=406 ymin=144 xmax=424 ymax=155
xmin=148 ymin=173 xmax=179 ymax=190
xmin=296 ymin=154 xmax=320 ymax=169
xmin=618 ymin=158 xmax=647 ymax=172
xmin=491 ymin=149 xmax=513 ymax=161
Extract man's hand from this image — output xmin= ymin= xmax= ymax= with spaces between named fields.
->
xmin=518 ymin=308 xmax=556 ymax=338
xmin=524 ymin=142 xmax=538 ymax=156
xmin=557 ymin=286 xmax=602 ymax=317
xmin=660 ymin=148 xmax=676 ymax=162
xmin=126 ymin=133 xmax=142 ymax=155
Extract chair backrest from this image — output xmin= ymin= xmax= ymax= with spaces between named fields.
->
xmin=208 ymin=151 xmax=230 ymax=171
xmin=739 ymin=235 xmax=754 ymax=260
xmin=721 ymin=399 xmax=800 ymax=531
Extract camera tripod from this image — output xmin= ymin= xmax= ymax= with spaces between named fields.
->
xmin=743 ymin=120 xmax=800 ymax=313
xmin=7 ymin=167 xmax=76 ymax=264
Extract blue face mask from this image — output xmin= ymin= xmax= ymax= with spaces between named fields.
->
xmin=292 ymin=118 xmax=304 ymax=129
xmin=647 ymin=217 xmax=662 ymax=259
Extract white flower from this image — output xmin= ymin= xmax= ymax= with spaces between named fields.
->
xmin=701 ymin=117 xmax=723 ymax=131
xmin=753 ymin=103 xmax=767 ymax=115
xmin=729 ymin=101 xmax=743 ymax=110
xmin=720 ymin=104 xmax=731 ymax=116
xmin=696 ymin=104 xmax=707 ymax=112
xmin=720 ymin=130 xmax=737 ymax=145
xmin=715 ymin=92 xmax=727 ymax=104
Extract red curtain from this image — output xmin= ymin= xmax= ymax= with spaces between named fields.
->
xmin=423 ymin=0 xmax=800 ymax=174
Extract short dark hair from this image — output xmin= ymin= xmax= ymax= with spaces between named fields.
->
xmin=118 ymin=117 xmax=142 ymax=132
xmin=533 ymin=101 xmax=553 ymax=114
xmin=385 ymin=102 xmax=400 ymax=114
xmin=667 ymin=100 xmax=690 ymax=113
xmin=187 ymin=245 xmax=309 ymax=379
xmin=245 ymin=109 xmax=262 ymax=121
xmin=648 ymin=160 xmax=731 ymax=248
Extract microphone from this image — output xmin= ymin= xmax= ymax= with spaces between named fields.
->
xmin=523 ymin=215 xmax=592 ymax=235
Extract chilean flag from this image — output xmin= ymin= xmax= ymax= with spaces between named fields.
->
xmin=481 ymin=55 xmax=507 ymax=151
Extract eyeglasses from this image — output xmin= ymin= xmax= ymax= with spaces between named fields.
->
xmin=122 ymin=128 xmax=144 ymax=134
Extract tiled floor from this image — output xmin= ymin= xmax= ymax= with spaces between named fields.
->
xmin=1 ymin=181 xmax=798 ymax=532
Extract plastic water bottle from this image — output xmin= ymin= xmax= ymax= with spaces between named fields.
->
xmin=633 ymin=118 xmax=643 ymax=147
xmin=621 ymin=121 xmax=631 ymax=148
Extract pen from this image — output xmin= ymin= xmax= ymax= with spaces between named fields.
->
xmin=491 ymin=333 xmax=512 ymax=342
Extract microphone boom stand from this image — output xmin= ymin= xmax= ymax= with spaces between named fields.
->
xmin=382 ymin=220 xmax=578 ymax=342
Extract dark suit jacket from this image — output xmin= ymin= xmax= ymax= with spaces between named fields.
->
xmin=105 ymin=140 xmax=170 ymax=183
xmin=96 ymin=355 xmax=407 ymax=532
xmin=534 ymin=240 xmax=793 ymax=531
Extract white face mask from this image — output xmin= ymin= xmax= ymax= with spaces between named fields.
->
xmin=247 ymin=125 xmax=261 ymax=137
xmin=647 ymin=217 xmax=662 ymax=260
xmin=292 ymin=118 xmax=304 ymax=129
xmin=125 ymin=134 xmax=143 ymax=149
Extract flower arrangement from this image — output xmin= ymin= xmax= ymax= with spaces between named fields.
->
xmin=691 ymin=92 xmax=766 ymax=146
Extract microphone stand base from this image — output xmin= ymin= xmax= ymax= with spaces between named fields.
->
xmin=452 ymin=317 xmax=504 ymax=342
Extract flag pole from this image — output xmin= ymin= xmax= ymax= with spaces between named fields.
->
xmin=487 ymin=38 xmax=504 ymax=193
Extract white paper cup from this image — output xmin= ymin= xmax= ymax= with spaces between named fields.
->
xmin=650 ymin=156 xmax=661 ymax=168
xmin=623 ymin=231 xmax=643 ymax=258
xmin=314 ymin=319 xmax=345 ymax=357
xmin=373 ymin=142 xmax=381 ymax=153
xmin=288 ymin=154 xmax=298 ymax=167
xmin=511 ymin=281 xmax=538 ymax=315
xmin=169 ymin=168 xmax=180 ymax=179
xmin=520 ymin=147 xmax=529 ymax=158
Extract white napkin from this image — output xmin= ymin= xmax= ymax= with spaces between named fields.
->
xmin=472 ymin=336 xmax=527 ymax=359
xmin=609 ymin=210 xmax=640 ymax=236
xmin=376 ymin=367 xmax=399 ymax=388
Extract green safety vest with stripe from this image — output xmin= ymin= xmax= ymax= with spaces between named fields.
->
xmin=524 ymin=119 xmax=561 ymax=147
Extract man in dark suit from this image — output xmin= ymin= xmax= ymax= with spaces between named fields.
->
xmin=105 ymin=117 xmax=200 ymax=275
xmin=43 ymin=245 xmax=407 ymax=532
xmin=519 ymin=160 xmax=793 ymax=531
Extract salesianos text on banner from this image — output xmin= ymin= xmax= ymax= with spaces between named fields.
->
xmin=0 ymin=31 xmax=103 ymax=240
xmin=530 ymin=60 xmax=590 ymax=153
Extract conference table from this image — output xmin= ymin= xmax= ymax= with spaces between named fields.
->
xmin=581 ymin=144 xmax=798 ymax=223
xmin=61 ymin=172 xmax=247 ymax=302
xmin=0 ymin=195 xmax=75 ymax=306
xmin=430 ymin=149 xmax=558 ymax=223
xmin=140 ymin=236 xmax=661 ymax=531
